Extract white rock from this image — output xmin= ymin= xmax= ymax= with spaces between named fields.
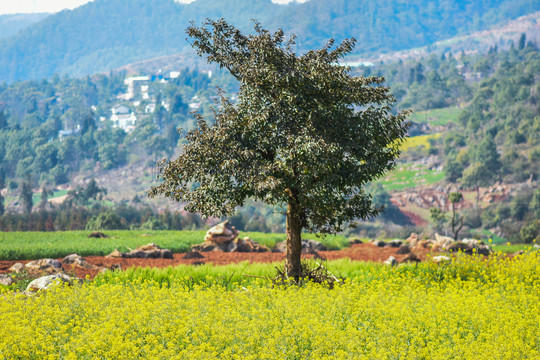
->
xmin=8 ymin=263 xmax=25 ymax=273
xmin=26 ymin=274 xmax=82 ymax=292
xmin=383 ymin=256 xmax=398 ymax=266
xmin=0 ymin=274 xmax=14 ymax=286
xmin=432 ymin=255 xmax=451 ymax=263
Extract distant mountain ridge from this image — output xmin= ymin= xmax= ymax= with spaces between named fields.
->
xmin=0 ymin=0 xmax=539 ymax=82
xmin=0 ymin=13 xmax=49 ymax=40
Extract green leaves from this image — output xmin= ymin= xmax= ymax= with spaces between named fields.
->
xmin=151 ymin=19 xmax=408 ymax=234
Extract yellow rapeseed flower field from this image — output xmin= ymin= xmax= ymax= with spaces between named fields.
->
xmin=0 ymin=252 xmax=539 ymax=359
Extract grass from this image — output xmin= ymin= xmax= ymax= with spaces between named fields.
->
xmin=409 ymin=106 xmax=461 ymax=126
xmin=378 ymin=162 xmax=445 ymax=191
xmin=0 ymin=230 xmax=349 ymax=260
xmin=491 ymin=243 xmax=535 ymax=253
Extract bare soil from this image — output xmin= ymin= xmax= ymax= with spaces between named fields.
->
xmin=0 ymin=243 xmax=431 ymax=280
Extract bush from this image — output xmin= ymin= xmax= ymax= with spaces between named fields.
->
xmin=520 ymin=220 xmax=539 ymax=244
xmin=86 ymin=211 xmax=127 ymax=230
xmin=140 ymin=217 xmax=168 ymax=230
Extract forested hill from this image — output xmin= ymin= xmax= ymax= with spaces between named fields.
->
xmin=0 ymin=13 xmax=49 ymax=40
xmin=1 ymin=0 xmax=539 ymax=82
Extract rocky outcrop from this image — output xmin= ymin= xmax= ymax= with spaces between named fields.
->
xmin=383 ymin=256 xmax=398 ymax=266
xmin=432 ymin=255 xmax=451 ymax=263
xmin=432 ymin=234 xmax=455 ymax=251
xmin=8 ymin=263 xmax=25 ymax=273
xmin=88 ymin=232 xmax=108 ymax=238
xmin=372 ymin=240 xmax=387 ymax=247
xmin=62 ymin=254 xmax=100 ymax=269
xmin=190 ymin=221 xmax=270 ymax=253
xmin=26 ymin=274 xmax=82 ymax=292
xmin=447 ymin=239 xmax=492 ymax=255
xmin=182 ymin=251 xmax=205 ymax=259
xmin=192 ymin=237 xmax=269 ymax=253
xmin=273 ymin=239 xmax=327 ymax=254
xmin=386 ymin=239 xmax=403 ymax=248
xmin=227 ymin=238 xmax=269 ymax=253
xmin=396 ymin=244 xmax=411 ymax=254
xmin=25 ymin=259 xmax=63 ymax=273
xmin=0 ymin=274 xmax=14 ymax=286
xmin=107 ymin=243 xmax=173 ymax=259
xmin=403 ymin=233 xmax=492 ymax=256
xmin=204 ymin=221 xmax=239 ymax=245
xmin=401 ymin=253 xmax=421 ymax=263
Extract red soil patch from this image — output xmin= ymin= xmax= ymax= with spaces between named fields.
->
xmin=0 ymin=243 xmax=431 ymax=280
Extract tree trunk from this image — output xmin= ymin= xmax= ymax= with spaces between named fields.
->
xmin=286 ymin=194 xmax=303 ymax=280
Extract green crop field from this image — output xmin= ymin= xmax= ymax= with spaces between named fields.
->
xmin=1 ymin=252 xmax=539 ymax=359
xmin=409 ymin=106 xmax=461 ymax=126
xmin=378 ymin=163 xmax=445 ymax=191
xmin=0 ymin=230 xmax=349 ymax=260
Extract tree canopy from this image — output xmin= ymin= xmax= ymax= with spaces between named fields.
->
xmin=150 ymin=19 xmax=409 ymax=277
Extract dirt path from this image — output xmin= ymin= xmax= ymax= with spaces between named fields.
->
xmin=0 ymin=243 xmax=430 ymax=280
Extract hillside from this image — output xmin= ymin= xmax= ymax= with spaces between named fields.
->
xmin=0 ymin=13 xmax=49 ymax=40
xmin=1 ymin=0 xmax=540 ymax=82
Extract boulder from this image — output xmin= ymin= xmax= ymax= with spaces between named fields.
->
xmin=386 ymin=239 xmax=402 ymax=248
xmin=26 ymin=274 xmax=82 ymax=292
xmin=412 ymin=240 xmax=433 ymax=253
xmin=273 ymin=239 xmax=327 ymax=254
xmin=406 ymin=233 xmax=419 ymax=246
xmin=432 ymin=255 xmax=451 ymax=263
xmin=88 ymin=232 xmax=108 ymax=238
xmin=401 ymin=253 xmax=421 ymax=263
xmin=25 ymin=259 xmax=63 ymax=273
xmin=373 ymin=240 xmax=387 ymax=247
xmin=0 ymin=274 xmax=14 ymax=286
xmin=229 ymin=237 xmax=269 ymax=253
xmin=107 ymin=249 xmax=126 ymax=258
xmin=191 ymin=243 xmax=217 ymax=252
xmin=383 ymin=256 xmax=398 ymax=266
xmin=62 ymin=254 xmax=99 ymax=269
xmin=107 ymin=243 xmax=173 ymax=259
xmin=8 ymin=263 xmax=25 ymax=273
xmin=183 ymin=251 xmax=205 ymax=259
xmin=434 ymin=233 xmax=455 ymax=250
xmin=461 ymin=238 xmax=484 ymax=246
xmin=396 ymin=244 xmax=411 ymax=254
xmin=447 ymin=241 xmax=492 ymax=255
xmin=204 ymin=221 xmax=239 ymax=245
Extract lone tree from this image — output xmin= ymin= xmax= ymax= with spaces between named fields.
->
xmin=449 ymin=192 xmax=464 ymax=241
xmin=149 ymin=19 xmax=409 ymax=278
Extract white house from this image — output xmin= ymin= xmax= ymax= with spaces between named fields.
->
xmin=110 ymin=105 xmax=137 ymax=132
xmin=124 ymin=76 xmax=150 ymax=100
xmin=145 ymin=103 xmax=156 ymax=114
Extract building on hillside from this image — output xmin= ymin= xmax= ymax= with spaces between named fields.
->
xmin=110 ymin=104 xmax=137 ymax=132
xmin=58 ymin=126 xmax=80 ymax=139
xmin=124 ymin=76 xmax=150 ymax=100
xmin=145 ymin=102 xmax=156 ymax=114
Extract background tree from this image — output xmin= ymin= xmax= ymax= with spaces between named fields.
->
xmin=39 ymin=187 xmax=52 ymax=210
xmin=429 ymin=207 xmax=447 ymax=233
xmin=0 ymin=176 xmax=5 ymax=216
xmin=531 ymin=186 xmax=540 ymax=219
xmin=19 ymin=181 xmax=33 ymax=214
xmin=461 ymin=162 xmax=490 ymax=206
xmin=449 ymin=192 xmax=464 ymax=241
xmin=150 ymin=19 xmax=409 ymax=278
